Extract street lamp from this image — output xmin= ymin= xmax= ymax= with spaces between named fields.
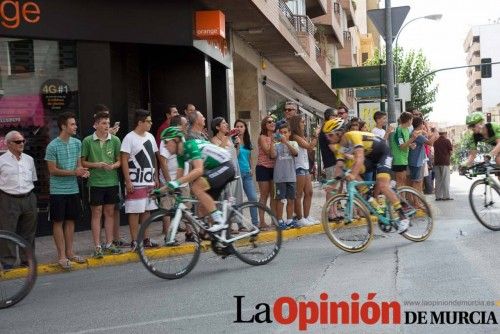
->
xmin=394 ymin=14 xmax=443 ymax=90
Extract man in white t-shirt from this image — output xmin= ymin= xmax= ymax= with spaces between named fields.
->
xmin=372 ymin=111 xmax=393 ymax=141
xmin=120 ymin=109 xmax=160 ymax=251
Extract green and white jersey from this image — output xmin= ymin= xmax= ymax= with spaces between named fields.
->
xmin=177 ymin=139 xmax=231 ymax=170
xmin=470 ymin=122 xmax=500 ymax=149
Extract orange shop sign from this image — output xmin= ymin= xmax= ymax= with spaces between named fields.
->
xmin=195 ymin=10 xmax=225 ymax=39
xmin=0 ymin=0 xmax=40 ymax=29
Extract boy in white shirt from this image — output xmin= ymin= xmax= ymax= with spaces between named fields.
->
xmin=372 ymin=111 xmax=393 ymax=141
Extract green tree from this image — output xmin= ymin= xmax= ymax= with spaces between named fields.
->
xmin=364 ymin=47 xmax=438 ymax=117
xmin=451 ymin=131 xmax=491 ymax=166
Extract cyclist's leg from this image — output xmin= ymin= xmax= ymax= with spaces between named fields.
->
xmin=191 ymin=178 xmax=216 ymax=215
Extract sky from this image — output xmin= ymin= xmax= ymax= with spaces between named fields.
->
xmin=386 ymin=0 xmax=499 ymax=126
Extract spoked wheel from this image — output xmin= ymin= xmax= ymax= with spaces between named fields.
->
xmin=0 ymin=231 xmax=37 ymax=309
xmin=469 ymin=179 xmax=500 ymax=231
xmin=226 ymin=201 xmax=282 ymax=266
xmin=397 ymin=186 xmax=434 ymax=241
xmin=137 ymin=213 xmax=201 ymax=279
xmin=321 ymin=194 xmax=373 ymax=253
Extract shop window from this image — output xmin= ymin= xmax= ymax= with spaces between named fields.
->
xmin=59 ymin=41 xmax=77 ymax=69
xmin=8 ymin=40 xmax=34 ymax=74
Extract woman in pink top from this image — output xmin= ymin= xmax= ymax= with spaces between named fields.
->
xmin=256 ymin=116 xmax=276 ymax=228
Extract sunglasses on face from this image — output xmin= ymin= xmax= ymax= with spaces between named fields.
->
xmin=11 ymin=140 xmax=26 ymax=144
xmin=267 ymin=120 xmax=275 ymax=124
xmin=284 ymin=108 xmax=296 ymax=112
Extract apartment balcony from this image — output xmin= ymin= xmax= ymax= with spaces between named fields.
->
xmin=311 ymin=0 xmax=344 ymax=46
xmin=305 ymin=0 xmax=328 ymax=18
xmin=466 ymin=41 xmax=480 ymax=55
xmin=338 ymin=30 xmax=355 ymax=67
xmin=470 ymin=99 xmax=482 ymax=112
xmin=199 ymin=0 xmax=340 ymax=106
xmin=339 ymin=0 xmax=356 ymax=27
xmin=467 ymin=84 xmax=482 ymax=101
xmin=466 ymin=72 xmax=481 ymax=90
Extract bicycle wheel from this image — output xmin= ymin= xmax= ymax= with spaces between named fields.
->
xmin=227 ymin=202 xmax=282 ymax=266
xmin=469 ymin=179 xmax=500 ymax=231
xmin=137 ymin=212 xmax=201 ymax=279
xmin=321 ymin=194 xmax=373 ymax=253
xmin=0 ymin=231 xmax=37 ymax=309
xmin=397 ymin=186 xmax=434 ymax=241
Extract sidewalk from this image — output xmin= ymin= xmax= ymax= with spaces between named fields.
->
xmin=25 ymin=182 xmax=329 ymax=276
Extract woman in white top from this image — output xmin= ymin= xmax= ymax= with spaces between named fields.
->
xmin=289 ymin=115 xmax=321 ymax=226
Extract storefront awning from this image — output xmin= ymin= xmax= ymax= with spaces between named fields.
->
xmin=263 ymin=77 xmax=333 ymax=119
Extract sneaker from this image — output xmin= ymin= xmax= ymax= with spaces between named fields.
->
xmin=112 ymin=238 xmax=130 ymax=247
xmin=396 ymin=219 xmax=409 ymax=234
xmin=278 ymin=219 xmax=288 ymax=230
xmin=296 ymin=217 xmax=312 ymax=227
xmin=206 ymin=221 xmax=228 ymax=233
xmin=130 ymin=240 xmax=138 ymax=252
xmin=104 ymin=244 xmax=122 ymax=255
xmin=305 ymin=216 xmax=319 ymax=225
xmin=286 ymin=219 xmax=300 ymax=229
xmin=93 ymin=246 xmax=104 ymax=259
xmin=143 ymin=238 xmax=159 ymax=248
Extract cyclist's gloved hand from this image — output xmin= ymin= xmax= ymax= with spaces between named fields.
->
xmin=150 ymin=188 xmax=162 ymax=197
xmin=166 ymin=180 xmax=180 ymax=191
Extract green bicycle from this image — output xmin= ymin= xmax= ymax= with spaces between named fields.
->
xmin=321 ymin=177 xmax=433 ymax=253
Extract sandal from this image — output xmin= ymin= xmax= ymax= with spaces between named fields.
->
xmin=58 ymin=259 xmax=72 ymax=270
xmin=68 ymin=255 xmax=86 ymax=264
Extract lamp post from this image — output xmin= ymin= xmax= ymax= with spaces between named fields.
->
xmin=393 ymin=14 xmax=442 ymax=108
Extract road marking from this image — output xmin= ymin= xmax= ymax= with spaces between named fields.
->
xmin=68 ymin=308 xmax=253 ymax=333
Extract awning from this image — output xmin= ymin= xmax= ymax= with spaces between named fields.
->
xmin=262 ymin=77 xmax=333 ymax=119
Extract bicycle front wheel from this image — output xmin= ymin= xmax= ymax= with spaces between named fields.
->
xmin=397 ymin=186 xmax=433 ymax=241
xmin=321 ymin=194 xmax=373 ymax=253
xmin=227 ymin=202 xmax=282 ymax=266
xmin=137 ymin=213 xmax=201 ymax=279
xmin=469 ymin=179 xmax=500 ymax=231
xmin=0 ymin=231 xmax=37 ymax=309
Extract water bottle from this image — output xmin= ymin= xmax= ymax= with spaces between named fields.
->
xmin=368 ymin=197 xmax=384 ymax=214
xmin=377 ymin=195 xmax=386 ymax=213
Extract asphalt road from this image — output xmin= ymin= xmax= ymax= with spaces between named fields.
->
xmin=1 ymin=173 xmax=499 ymax=334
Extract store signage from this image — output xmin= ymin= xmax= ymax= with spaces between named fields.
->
xmin=195 ymin=10 xmax=227 ymax=55
xmin=40 ymin=79 xmax=71 ymax=112
xmin=0 ymin=0 xmax=40 ymax=29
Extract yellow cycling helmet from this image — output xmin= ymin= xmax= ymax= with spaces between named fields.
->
xmin=322 ymin=118 xmax=345 ymax=134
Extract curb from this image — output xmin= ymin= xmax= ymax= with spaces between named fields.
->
xmin=3 ymin=224 xmax=328 ymax=280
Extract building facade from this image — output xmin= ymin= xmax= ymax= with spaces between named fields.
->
xmin=463 ymin=23 xmax=500 ymax=121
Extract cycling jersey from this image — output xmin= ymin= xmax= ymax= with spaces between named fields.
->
xmin=470 ymin=122 xmax=500 ymax=149
xmin=177 ymin=139 xmax=231 ymax=170
xmin=333 ymin=131 xmax=392 ymax=177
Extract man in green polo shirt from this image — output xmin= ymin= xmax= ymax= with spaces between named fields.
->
xmin=82 ymin=111 xmax=122 ymax=258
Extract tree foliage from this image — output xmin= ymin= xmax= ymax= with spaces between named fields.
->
xmin=450 ymin=131 xmax=491 ymax=166
xmin=364 ymin=47 xmax=438 ymax=117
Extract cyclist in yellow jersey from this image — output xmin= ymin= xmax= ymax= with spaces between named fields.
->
xmin=323 ymin=118 xmax=409 ymax=233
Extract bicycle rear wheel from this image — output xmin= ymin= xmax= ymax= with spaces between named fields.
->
xmin=321 ymin=195 xmax=373 ymax=253
xmin=0 ymin=231 xmax=37 ymax=309
xmin=469 ymin=179 xmax=500 ymax=231
xmin=137 ymin=213 xmax=200 ymax=279
xmin=227 ymin=202 xmax=281 ymax=266
xmin=397 ymin=186 xmax=433 ymax=241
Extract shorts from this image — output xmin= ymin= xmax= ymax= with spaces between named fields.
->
xmin=125 ymin=186 xmax=158 ymax=214
xmin=49 ymin=194 xmax=81 ymax=222
xmin=203 ymin=161 xmax=236 ymax=200
xmin=408 ymin=165 xmax=424 ymax=181
xmin=392 ymin=164 xmax=408 ymax=173
xmin=89 ymin=186 xmax=119 ymax=206
xmin=364 ymin=139 xmax=392 ymax=176
xmin=324 ymin=166 xmax=335 ymax=180
xmin=274 ymin=182 xmax=296 ymax=200
xmin=296 ymin=167 xmax=309 ymax=176
xmin=255 ymin=165 xmax=274 ymax=182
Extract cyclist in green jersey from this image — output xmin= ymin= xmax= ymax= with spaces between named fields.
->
xmin=155 ymin=127 xmax=235 ymax=232
xmin=465 ymin=112 xmax=500 ymax=166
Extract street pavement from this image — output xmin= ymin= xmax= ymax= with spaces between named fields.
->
xmin=1 ymin=172 xmax=499 ymax=334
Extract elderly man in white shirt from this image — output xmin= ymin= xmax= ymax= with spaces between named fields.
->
xmin=0 ymin=131 xmax=37 ymax=268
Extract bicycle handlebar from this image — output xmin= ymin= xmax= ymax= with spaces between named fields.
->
xmin=460 ymin=162 xmax=499 ymax=179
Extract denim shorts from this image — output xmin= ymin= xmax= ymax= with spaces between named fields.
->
xmin=295 ymin=167 xmax=309 ymax=176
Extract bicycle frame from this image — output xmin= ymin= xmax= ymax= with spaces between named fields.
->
xmin=344 ymin=180 xmax=393 ymax=227
xmin=158 ymin=192 xmax=261 ymax=246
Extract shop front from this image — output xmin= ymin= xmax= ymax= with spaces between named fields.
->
xmin=0 ymin=0 xmax=231 ymax=235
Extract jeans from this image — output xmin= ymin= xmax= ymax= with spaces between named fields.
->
xmin=241 ymin=170 xmax=259 ymax=225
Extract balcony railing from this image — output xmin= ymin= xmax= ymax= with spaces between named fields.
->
xmin=294 ymin=15 xmax=316 ymax=36
xmin=343 ymin=30 xmax=351 ymax=41
xmin=334 ymin=2 xmax=340 ymax=14
xmin=278 ymin=0 xmax=296 ymax=29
